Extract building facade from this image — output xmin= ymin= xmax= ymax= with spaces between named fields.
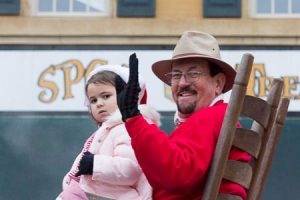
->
xmin=1 ymin=0 xmax=300 ymax=46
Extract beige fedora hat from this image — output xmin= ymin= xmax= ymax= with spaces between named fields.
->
xmin=152 ymin=30 xmax=236 ymax=93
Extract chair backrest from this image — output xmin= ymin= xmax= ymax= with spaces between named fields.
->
xmin=202 ymin=53 xmax=290 ymax=200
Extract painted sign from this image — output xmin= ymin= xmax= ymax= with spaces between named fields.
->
xmin=0 ymin=50 xmax=299 ymax=111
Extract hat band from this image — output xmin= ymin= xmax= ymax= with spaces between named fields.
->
xmin=173 ymin=52 xmax=217 ymax=59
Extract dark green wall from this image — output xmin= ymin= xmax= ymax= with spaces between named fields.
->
xmin=0 ymin=114 xmax=299 ymax=199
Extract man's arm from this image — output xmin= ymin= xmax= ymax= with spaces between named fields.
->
xmin=125 ymin=108 xmax=222 ymax=193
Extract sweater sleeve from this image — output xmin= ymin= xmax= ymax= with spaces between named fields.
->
xmin=125 ymin=108 xmax=222 ymax=193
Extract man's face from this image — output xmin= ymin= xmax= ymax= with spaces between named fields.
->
xmin=171 ymin=58 xmax=225 ymax=117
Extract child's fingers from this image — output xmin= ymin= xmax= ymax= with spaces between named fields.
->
xmin=83 ymin=151 xmax=92 ymax=156
xmin=115 ymin=76 xmax=125 ymax=94
xmin=129 ymin=53 xmax=139 ymax=83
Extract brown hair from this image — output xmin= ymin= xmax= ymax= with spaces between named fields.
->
xmin=209 ymin=61 xmax=223 ymax=77
xmin=85 ymin=70 xmax=125 ymax=94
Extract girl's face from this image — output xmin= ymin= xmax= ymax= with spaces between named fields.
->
xmin=87 ymin=82 xmax=118 ymax=123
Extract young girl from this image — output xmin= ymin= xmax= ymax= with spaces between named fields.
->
xmin=57 ymin=65 xmax=160 ymax=200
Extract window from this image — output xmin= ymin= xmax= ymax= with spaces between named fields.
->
xmin=251 ymin=0 xmax=300 ymax=18
xmin=117 ymin=0 xmax=156 ymax=17
xmin=30 ymin=0 xmax=111 ymax=17
xmin=203 ymin=0 xmax=241 ymax=18
xmin=0 ymin=0 xmax=20 ymax=15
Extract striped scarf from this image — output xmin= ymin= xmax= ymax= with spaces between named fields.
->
xmin=68 ymin=133 xmax=96 ymax=182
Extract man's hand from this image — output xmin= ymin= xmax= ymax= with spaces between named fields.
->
xmin=75 ymin=151 xmax=94 ymax=177
xmin=115 ymin=53 xmax=141 ymax=122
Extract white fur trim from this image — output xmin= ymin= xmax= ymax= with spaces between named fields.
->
xmin=99 ymin=105 xmax=161 ymax=129
xmin=139 ymin=104 xmax=161 ymax=127
xmin=104 ymin=109 xmax=123 ymax=126
xmin=86 ymin=65 xmax=129 ymax=86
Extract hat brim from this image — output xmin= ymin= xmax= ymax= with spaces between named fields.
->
xmin=152 ymin=55 xmax=236 ymax=93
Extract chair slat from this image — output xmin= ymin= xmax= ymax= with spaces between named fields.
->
xmin=247 ymin=98 xmax=290 ymax=200
xmin=233 ymin=128 xmax=261 ymax=158
xmin=223 ymin=160 xmax=252 ymax=189
xmin=242 ymin=96 xmax=271 ymax=128
xmin=217 ymin=194 xmax=243 ymax=200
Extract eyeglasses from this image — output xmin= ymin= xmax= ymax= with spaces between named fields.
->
xmin=164 ymin=71 xmax=207 ymax=84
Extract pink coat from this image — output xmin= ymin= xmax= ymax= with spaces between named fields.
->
xmin=62 ymin=105 xmax=161 ymax=200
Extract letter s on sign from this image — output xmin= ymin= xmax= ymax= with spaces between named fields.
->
xmin=37 ymin=65 xmax=59 ymax=104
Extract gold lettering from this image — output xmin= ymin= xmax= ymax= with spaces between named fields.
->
xmin=248 ymin=64 xmax=267 ymax=97
xmin=234 ymin=63 xmax=300 ymax=100
xmin=282 ymin=76 xmax=299 ymax=99
xmin=265 ymin=77 xmax=274 ymax=96
xmin=57 ymin=60 xmax=85 ymax=100
xmin=84 ymin=59 xmax=108 ymax=79
xmin=258 ymin=76 xmax=266 ymax=97
xmin=259 ymin=76 xmax=274 ymax=97
xmin=37 ymin=65 xmax=59 ymax=103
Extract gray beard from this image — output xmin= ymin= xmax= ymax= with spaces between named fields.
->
xmin=177 ymin=101 xmax=196 ymax=114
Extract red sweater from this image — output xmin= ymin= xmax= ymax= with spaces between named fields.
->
xmin=125 ymin=101 xmax=250 ymax=200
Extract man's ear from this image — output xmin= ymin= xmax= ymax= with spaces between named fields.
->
xmin=214 ymin=73 xmax=226 ymax=95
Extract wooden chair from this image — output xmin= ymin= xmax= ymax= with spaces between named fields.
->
xmin=202 ymin=53 xmax=290 ymax=200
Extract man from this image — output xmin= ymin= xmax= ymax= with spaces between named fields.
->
xmin=116 ymin=31 xmax=250 ymax=200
